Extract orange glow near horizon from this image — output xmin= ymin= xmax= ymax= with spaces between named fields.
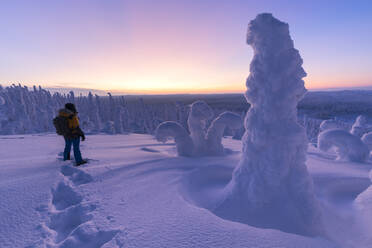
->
xmin=1 ymin=1 xmax=371 ymax=94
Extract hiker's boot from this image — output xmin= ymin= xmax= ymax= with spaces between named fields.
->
xmin=76 ymin=160 xmax=88 ymax=166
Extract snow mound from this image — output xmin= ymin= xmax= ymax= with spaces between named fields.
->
xmin=0 ymin=96 xmax=5 ymax=105
xmin=318 ymin=129 xmax=369 ymax=162
xmin=212 ymin=13 xmax=323 ymax=236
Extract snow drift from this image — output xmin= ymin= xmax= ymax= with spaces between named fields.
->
xmin=318 ymin=129 xmax=369 ymax=162
xmin=213 ymin=13 xmax=323 ymax=236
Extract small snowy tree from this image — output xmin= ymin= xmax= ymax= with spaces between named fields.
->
xmin=103 ymin=121 xmax=115 ymax=134
xmin=318 ymin=129 xmax=369 ymax=162
xmin=214 ymin=13 xmax=323 ymax=236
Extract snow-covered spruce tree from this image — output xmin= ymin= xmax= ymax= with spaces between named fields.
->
xmin=155 ymin=121 xmax=194 ymax=156
xmin=205 ymin=111 xmax=243 ymax=155
xmin=214 ymin=13 xmax=323 ymax=236
xmin=318 ymin=129 xmax=369 ymax=162
xmin=187 ymin=101 xmax=213 ymax=155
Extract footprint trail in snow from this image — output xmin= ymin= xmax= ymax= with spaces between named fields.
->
xmin=40 ymin=163 xmax=121 ymax=247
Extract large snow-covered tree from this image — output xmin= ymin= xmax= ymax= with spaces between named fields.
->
xmin=214 ymin=13 xmax=323 ymax=236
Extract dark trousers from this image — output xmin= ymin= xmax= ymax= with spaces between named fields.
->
xmin=64 ymin=137 xmax=83 ymax=163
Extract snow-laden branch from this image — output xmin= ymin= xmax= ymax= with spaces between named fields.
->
xmin=206 ymin=112 xmax=242 ymax=155
xmin=318 ymin=129 xmax=369 ymax=162
xmin=351 ymin=115 xmax=369 ymax=138
xmin=319 ymin=119 xmax=348 ymax=132
xmin=187 ymin=101 xmax=213 ymax=155
xmin=155 ymin=121 xmax=194 ymax=156
xmin=361 ymin=132 xmax=372 ymax=150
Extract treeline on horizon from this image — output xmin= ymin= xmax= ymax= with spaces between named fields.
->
xmin=1 ymin=84 xmax=371 ymax=141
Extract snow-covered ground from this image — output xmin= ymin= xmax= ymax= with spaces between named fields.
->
xmin=1 ymin=134 xmax=371 ymax=247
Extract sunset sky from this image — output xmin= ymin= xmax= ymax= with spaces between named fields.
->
xmin=1 ymin=0 xmax=371 ymax=94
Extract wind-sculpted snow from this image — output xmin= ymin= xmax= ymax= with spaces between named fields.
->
xmin=155 ymin=121 xmax=194 ymax=156
xmin=214 ymin=13 xmax=323 ymax=236
xmin=206 ymin=111 xmax=243 ymax=155
xmin=318 ymin=129 xmax=369 ymax=162
xmin=155 ymin=101 xmax=242 ymax=156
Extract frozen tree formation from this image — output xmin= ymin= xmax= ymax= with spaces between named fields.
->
xmin=361 ymin=132 xmax=372 ymax=150
xmin=318 ymin=129 xmax=369 ymax=162
xmin=214 ymin=13 xmax=323 ymax=236
xmin=351 ymin=115 xmax=370 ymax=138
xmin=0 ymin=84 xmax=195 ymax=135
xmin=155 ymin=101 xmax=242 ymax=156
xmin=206 ymin=111 xmax=243 ymax=155
xmin=319 ymin=119 xmax=347 ymax=132
xmin=155 ymin=121 xmax=194 ymax=156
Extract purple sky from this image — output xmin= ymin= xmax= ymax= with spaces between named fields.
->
xmin=0 ymin=0 xmax=371 ymax=93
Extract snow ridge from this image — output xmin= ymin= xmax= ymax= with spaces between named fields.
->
xmin=39 ymin=164 xmax=121 ymax=247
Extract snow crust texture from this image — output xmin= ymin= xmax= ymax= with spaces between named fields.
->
xmin=318 ymin=129 xmax=369 ymax=162
xmin=214 ymin=13 xmax=323 ymax=236
xmin=155 ymin=101 xmax=242 ymax=157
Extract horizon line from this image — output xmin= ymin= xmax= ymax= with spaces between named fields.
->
xmin=2 ymin=83 xmax=372 ymax=95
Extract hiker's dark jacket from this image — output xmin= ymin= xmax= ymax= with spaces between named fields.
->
xmin=58 ymin=108 xmax=84 ymax=139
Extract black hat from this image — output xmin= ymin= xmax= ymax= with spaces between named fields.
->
xmin=65 ymin=103 xmax=77 ymax=113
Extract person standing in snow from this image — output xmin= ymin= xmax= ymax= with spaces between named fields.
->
xmin=54 ymin=103 xmax=87 ymax=166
